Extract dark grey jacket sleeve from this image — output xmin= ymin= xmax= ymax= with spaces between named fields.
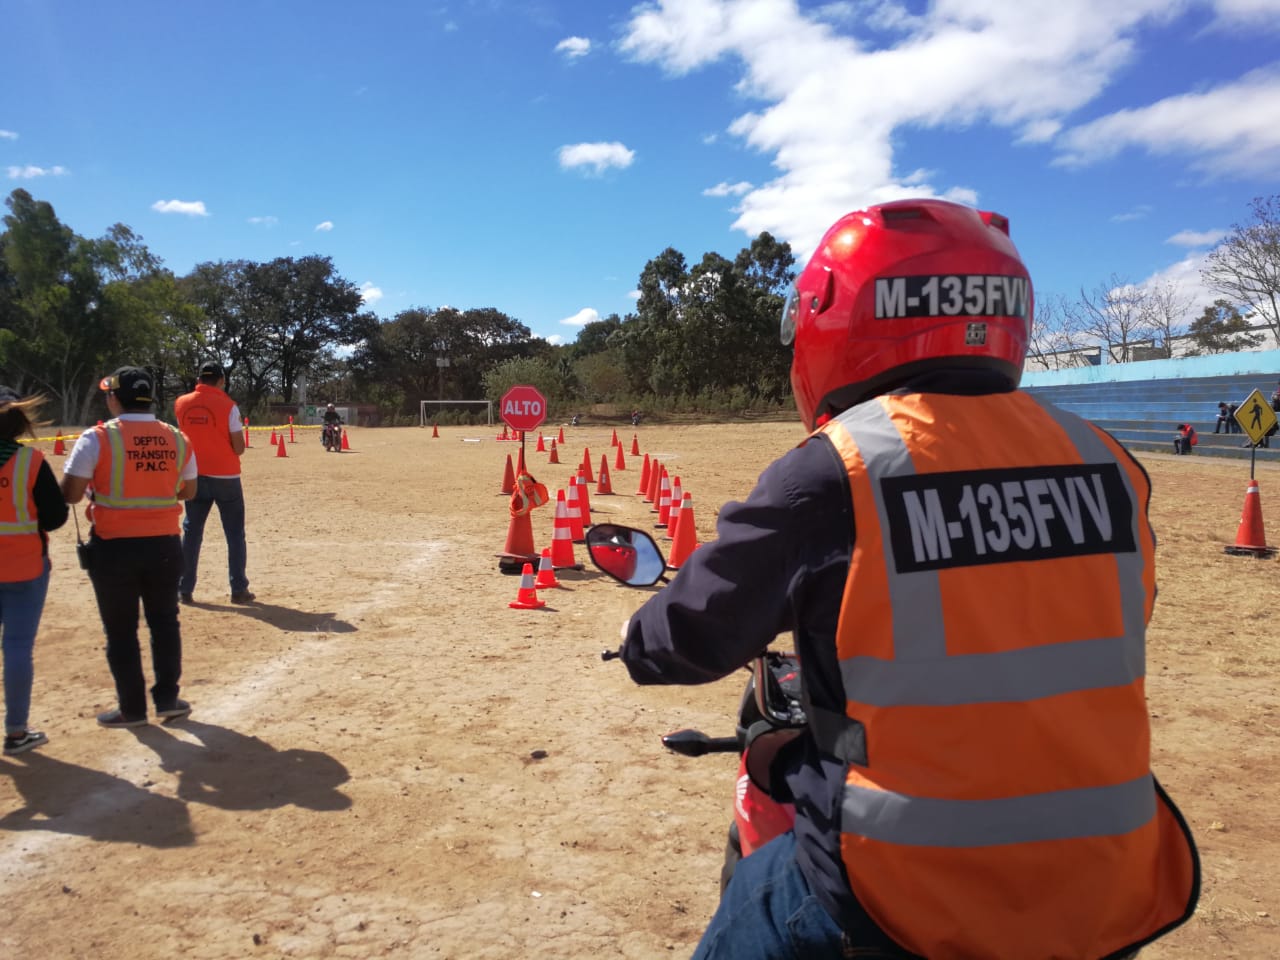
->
xmin=621 ymin=434 xmax=852 ymax=685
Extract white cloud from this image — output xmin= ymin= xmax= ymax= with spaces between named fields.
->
xmin=1110 ymin=205 xmax=1153 ymax=223
xmin=1166 ymin=228 xmax=1228 ymax=247
xmin=248 ymin=215 xmax=279 ymax=226
xmin=703 ymin=180 xmax=753 ymax=197
xmin=617 ymin=0 xmax=1274 ymax=258
xmin=360 ymin=282 xmax=384 ymax=304
xmin=561 ymin=307 xmax=599 ymax=327
xmin=544 ymin=334 xmax=565 ymax=346
xmin=152 ymin=199 xmax=208 ymax=216
xmin=0 ymin=130 xmax=18 ymax=140
xmin=1054 ymin=66 xmax=1280 ymax=176
xmin=1140 ymin=251 xmax=1217 ymax=313
xmin=556 ymin=36 xmax=591 ymax=59
xmin=558 ymin=142 xmax=635 ymax=175
xmin=315 ymin=220 xmax=334 ymax=231
xmin=7 ymin=164 xmax=68 ymax=179
xmin=628 ymin=289 xmax=641 ymax=301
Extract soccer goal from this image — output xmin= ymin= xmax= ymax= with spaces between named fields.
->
xmin=420 ymin=399 xmax=493 ymax=427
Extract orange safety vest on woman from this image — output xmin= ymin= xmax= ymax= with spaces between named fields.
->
xmin=816 ymin=390 xmax=1197 ymax=960
xmin=0 ymin=445 xmax=44 ymax=581
xmin=174 ymin=384 xmax=240 ymax=476
xmin=88 ymin=420 xmax=189 ymax=540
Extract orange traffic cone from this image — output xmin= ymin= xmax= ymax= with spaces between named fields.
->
xmin=597 ymin=455 xmax=614 ymax=495
xmin=243 ymin=418 xmax=252 ymax=447
xmin=289 ymin=422 xmax=296 ymax=444
xmin=667 ymin=493 xmax=699 ymax=569
xmin=614 ymin=444 xmax=625 ymax=471
xmin=580 ymin=448 xmax=595 ymax=483
xmin=53 ymin=433 xmax=66 ymax=455
xmin=644 ymin=458 xmax=661 ymax=504
xmin=610 ymin=428 xmax=619 ymax=447
xmin=636 ymin=453 xmax=651 ymax=496
xmin=276 ymin=434 xmax=288 ymax=458
xmin=534 ymin=548 xmax=562 ymax=589
xmin=498 ymin=509 xmax=539 ymax=563
xmin=558 ymin=426 xmax=566 ymax=445
xmin=654 ymin=469 xmax=671 ymax=519
xmin=432 ymin=423 xmax=440 ymax=438
xmin=341 ymin=429 xmax=350 ymax=451
xmin=1224 ymin=479 xmax=1277 ymax=557
xmin=536 ymin=432 xmax=546 ymax=452
xmin=631 ymin=434 xmax=640 ymax=456
xmin=664 ymin=477 xmax=683 ymax=538
xmin=508 ymin=563 xmax=546 ymax=610
xmin=269 ymin=429 xmax=278 ymax=445
xmin=548 ymin=439 xmax=560 ymax=464
xmin=550 ymin=491 xmax=579 ymax=569
xmin=575 ymin=469 xmax=592 ymax=524
xmin=666 ymin=486 xmax=684 ymax=542
xmin=501 ymin=454 xmax=516 ymax=495
xmin=566 ymin=480 xmax=586 ymax=542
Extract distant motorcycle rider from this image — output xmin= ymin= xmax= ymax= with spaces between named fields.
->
xmin=617 ymin=199 xmax=1198 ymax=959
xmin=321 ymin=403 xmax=342 ymax=447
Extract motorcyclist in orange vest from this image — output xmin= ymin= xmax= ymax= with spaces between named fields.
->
xmin=60 ymin=366 xmax=199 ymax=729
xmin=617 ymin=199 xmax=1198 ymax=959
xmin=0 ymin=387 xmax=68 ymax=755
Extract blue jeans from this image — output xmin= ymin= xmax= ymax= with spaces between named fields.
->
xmin=1 ymin=559 xmax=51 ymax=735
xmin=692 ymin=831 xmax=908 ymax=960
xmin=180 ymin=476 xmax=248 ymax=595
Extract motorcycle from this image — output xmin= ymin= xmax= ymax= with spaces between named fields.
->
xmin=630 ymin=411 xmax=641 ymax=427
xmin=322 ymin=420 xmax=343 ymax=452
xmin=584 ymin=522 xmax=804 ymax=895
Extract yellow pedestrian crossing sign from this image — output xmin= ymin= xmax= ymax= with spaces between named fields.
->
xmin=1235 ymin=389 xmax=1277 ymax=445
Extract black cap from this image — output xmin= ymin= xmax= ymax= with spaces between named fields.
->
xmin=99 ymin=366 xmax=154 ymax=405
xmin=199 ymin=361 xmax=226 ymax=380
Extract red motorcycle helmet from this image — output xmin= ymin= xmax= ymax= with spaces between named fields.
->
xmin=783 ymin=198 xmax=1032 ymax=431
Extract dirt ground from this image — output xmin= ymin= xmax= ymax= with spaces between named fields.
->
xmin=2 ymin=419 xmax=1277 ymax=959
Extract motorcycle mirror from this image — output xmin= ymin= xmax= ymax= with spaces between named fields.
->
xmin=584 ymin=523 xmax=668 ymax=586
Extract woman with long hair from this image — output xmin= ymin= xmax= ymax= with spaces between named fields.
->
xmin=0 ymin=387 xmax=68 ymax=754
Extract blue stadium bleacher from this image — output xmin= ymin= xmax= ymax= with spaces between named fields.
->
xmin=1021 ymin=351 xmax=1280 ymax=462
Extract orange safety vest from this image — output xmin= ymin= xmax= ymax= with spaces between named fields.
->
xmin=174 ymin=384 xmax=241 ymax=476
xmin=509 ymin=472 xmax=549 ymax=518
xmin=88 ymin=420 xmax=190 ymax=540
xmin=816 ymin=391 xmax=1197 ymax=960
xmin=0 ymin=445 xmax=44 ymax=582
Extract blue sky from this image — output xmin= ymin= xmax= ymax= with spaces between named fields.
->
xmin=3 ymin=0 xmax=1279 ymax=345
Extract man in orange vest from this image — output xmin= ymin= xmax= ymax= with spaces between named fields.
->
xmin=174 ymin=361 xmax=253 ymax=604
xmin=617 ymin=200 xmax=1198 ymax=959
xmin=60 ymin=367 xmax=198 ymax=728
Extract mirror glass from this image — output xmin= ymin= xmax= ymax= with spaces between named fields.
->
xmin=585 ymin=524 xmax=666 ymax=585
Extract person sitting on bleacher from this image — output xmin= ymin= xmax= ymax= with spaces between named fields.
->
xmin=1214 ymin=402 xmax=1239 ymax=434
xmin=1173 ymin=423 xmax=1197 ymax=455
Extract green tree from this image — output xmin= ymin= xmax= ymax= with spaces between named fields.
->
xmin=1183 ymin=300 xmax=1266 ymax=355
xmin=0 ymin=190 xmax=176 ymax=423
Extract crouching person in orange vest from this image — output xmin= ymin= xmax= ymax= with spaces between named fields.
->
xmin=60 ymin=367 xmax=199 ymax=728
xmin=1174 ymin=423 xmax=1198 ymax=455
xmin=617 ymin=200 xmax=1198 ymax=959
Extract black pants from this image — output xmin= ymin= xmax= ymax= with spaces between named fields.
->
xmin=87 ymin=534 xmax=184 ymax=717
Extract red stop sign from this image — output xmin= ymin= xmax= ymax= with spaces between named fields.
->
xmin=500 ymin=384 xmax=547 ymax=432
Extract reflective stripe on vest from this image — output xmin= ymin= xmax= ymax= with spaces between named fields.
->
xmin=92 ymin=422 xmax=187 ymax=510
xmin=0 ymin=446 xmax=43 ymax=582
xmin=818 ymin=391 xmax=1196 ymax=959
xmin=0 ymin=446 xmax=38 ymax=535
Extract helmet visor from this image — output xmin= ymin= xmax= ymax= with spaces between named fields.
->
xmin=779 ymin=284 xmax=799 ymax=346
